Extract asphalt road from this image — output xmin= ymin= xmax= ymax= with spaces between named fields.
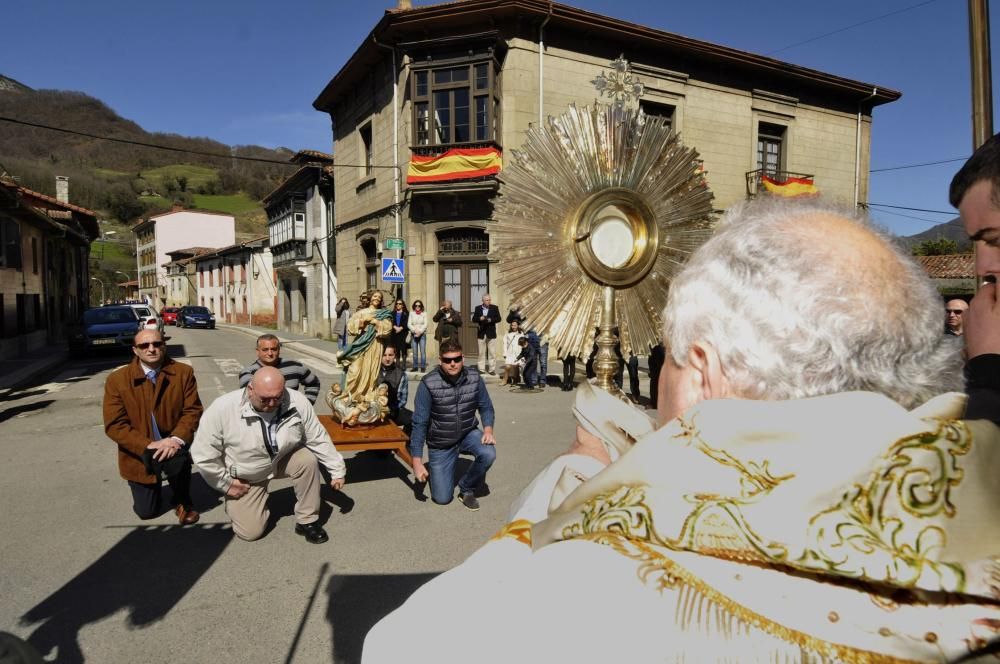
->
xmin=0 ymin=326 xmax=606 ymax=663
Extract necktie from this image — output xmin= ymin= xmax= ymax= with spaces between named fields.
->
xmin=145 ymin=369 xmax=157 ymax=384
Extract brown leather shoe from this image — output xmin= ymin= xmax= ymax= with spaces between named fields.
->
xmin=175 ymin=505 xmax=200 ymax=525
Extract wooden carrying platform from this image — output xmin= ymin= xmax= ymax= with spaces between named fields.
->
xmin=318 ymin=416 xmax=412 ymax=469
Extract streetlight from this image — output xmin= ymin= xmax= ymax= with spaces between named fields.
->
xmin=90 ymin=276 xmax=106 ymax=305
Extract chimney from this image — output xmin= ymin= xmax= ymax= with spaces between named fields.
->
xmin=55 ymin=175 xmax=69 ymax=203
xmin=397 ymin=0 xmax=412 ymax=8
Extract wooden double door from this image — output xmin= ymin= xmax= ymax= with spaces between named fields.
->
xmin=439 ymin=261 xmax=488 ymax=357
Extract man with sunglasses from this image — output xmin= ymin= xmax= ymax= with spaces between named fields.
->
xmin=103 ymin=329 xmax=203 ymax=524
xmin=944 ymin=299 xmax=968 ymax=337
xmin=410 ymin=340 xmax=496 ymax=510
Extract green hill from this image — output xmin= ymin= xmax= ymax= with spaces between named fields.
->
xmin=0 ymin=83 xmax=296 ymax=229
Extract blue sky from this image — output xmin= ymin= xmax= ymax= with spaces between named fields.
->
xmin=1 ymin=0 xmax=996 ymax=236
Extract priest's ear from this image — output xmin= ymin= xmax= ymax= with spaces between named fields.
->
xmin=658 ymin=341 xmax=730 ymax=423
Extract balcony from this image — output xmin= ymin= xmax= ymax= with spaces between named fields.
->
xmin=408 ymin=141 xmax=502 ymax=188
xmin=746 ymin=169 xmax=816 ymax=198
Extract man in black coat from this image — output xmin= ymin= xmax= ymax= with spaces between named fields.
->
xmin=472 ymin=293 xmax=502 ymax=375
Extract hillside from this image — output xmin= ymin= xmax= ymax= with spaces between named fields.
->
xmin=899 ymin=217 xmax=970 ymax=251
xmin=0 ymin=82 xmax=296 ymax=228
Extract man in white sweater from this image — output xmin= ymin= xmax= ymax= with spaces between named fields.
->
xmin=192 ymin=366 xmax=345 ymax=543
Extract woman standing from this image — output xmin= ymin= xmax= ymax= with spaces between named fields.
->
xmin=408 ymin=300 xmax=428 ymax=372
xmin=333 ymin=297 xmax=351 ymax=350
xmin=501 ymin=320 xmax=525 ymax=385
xmin=391 ymin=298 xmax=410 ymax=369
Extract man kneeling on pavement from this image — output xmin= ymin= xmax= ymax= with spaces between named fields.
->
xmin=192 ymin=366 xmax=346 ymax=543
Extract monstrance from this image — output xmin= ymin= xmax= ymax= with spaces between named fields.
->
xmin=492 ymin=101 xmax=716 ymax=393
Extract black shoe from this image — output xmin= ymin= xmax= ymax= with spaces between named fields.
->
xmin=459 ymin=491 xmax=480 ymax=511
xmin=295 ymin=522 xmax=329 ymax=544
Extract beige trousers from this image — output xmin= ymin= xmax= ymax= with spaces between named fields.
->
xmin=225 ymin=446 xmax=321 ymax=541
xmin=477 ymin=337 xmax=497 ymax=373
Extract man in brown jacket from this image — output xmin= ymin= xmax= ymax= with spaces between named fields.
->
xmin=103 ymin=329 xmax=203 ymax=524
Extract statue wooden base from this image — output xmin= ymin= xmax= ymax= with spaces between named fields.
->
xmin=318 ymin=415 xmax=412 ymax=470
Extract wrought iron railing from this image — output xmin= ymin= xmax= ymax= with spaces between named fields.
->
xmin=745 ymin=169 xmax=815 ymax=198
xmin=410 ymin=140 xmax=502 ymax=158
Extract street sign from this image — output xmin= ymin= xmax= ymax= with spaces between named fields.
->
xmin=381 ymin=257 xmax=405 ymax=283
xmin=385 ymin=237 xmax=406 ymax=250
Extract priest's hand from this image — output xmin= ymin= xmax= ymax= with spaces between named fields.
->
xmin=565 ymin=425 xmax=612 ymax=466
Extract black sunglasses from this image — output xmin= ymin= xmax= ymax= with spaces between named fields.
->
xmin=440 ymin=355 xmax=463 ymax=364
xmin=135 ymin=341 xmax=164 ymax=349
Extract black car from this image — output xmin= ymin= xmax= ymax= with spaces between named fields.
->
xmin=179 ymin=306 xmax=216 ymax=329
xmin=68 ymin=306 xmax=141 ymax=356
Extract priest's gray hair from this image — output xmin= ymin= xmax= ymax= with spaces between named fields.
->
xmin=662 ymin=197 xmax=963 ymax=409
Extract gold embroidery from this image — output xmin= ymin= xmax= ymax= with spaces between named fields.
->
xmin=491 ymin=519 xmax=532 ymax=546
xmin=801 ymin=420 xmax=972 ymax=592
xmin=584 ymin=531 xmax=921 ymax=664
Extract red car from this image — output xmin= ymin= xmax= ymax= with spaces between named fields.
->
xmin=161 ymin=306 xmax=180 ymax=326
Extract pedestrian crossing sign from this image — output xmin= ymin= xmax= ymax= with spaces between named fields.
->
xmin=381 ymin=257 xmax=405 ymax=283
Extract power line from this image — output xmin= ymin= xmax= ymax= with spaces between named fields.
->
xmin=871 ymin=156 xmax=969 ymax=173
xmin=765 ymin=0 xmax=943 ymax=55
xmin=0 ymin=115 xmax=389 ymax=170
xmin=865 ymin=206 xmax=951 ymax=225
xmin=866 ymin=202 xmax=956 ymax=215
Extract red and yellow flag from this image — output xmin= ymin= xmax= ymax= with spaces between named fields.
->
xmin=407 ymin=146 xmax=502 ymax=184
xmin=761 ymin=174 xmax=817 ymax=197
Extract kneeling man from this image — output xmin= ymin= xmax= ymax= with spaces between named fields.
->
xmin=192 ymin=366 xmax=345 ymax=543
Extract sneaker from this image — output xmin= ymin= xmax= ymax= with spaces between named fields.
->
xmin=459 ymin=491 xmax=480 ymax=511
xmin=295 ymin=522 xmax=329 ymax=544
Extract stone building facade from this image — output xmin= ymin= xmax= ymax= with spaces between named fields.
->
xmin=193 ymin=237 xmax=276 ymax=326
xmin=313 ymin=0 xmax=900 ymax=359
xmin=265 ymin=151 xmax=336 ymax=338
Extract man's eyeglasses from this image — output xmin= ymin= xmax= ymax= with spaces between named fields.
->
xmin=135 ymin=341 xmax=164 ymax=349
xmin=946 ymin=309 xmax=965 ymax=315
xmin=440 ymin=355 xmax=463 ymax=364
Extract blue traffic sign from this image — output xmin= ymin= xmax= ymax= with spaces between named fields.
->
xmin=381 ymin=257 xmax=405 ymax=283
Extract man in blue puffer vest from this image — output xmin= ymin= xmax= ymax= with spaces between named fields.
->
xmin=410 ymin=339 xmax=497 ymax=510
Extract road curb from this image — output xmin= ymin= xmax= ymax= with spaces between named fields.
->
xmin=215 ymin=324 xmax=343 ymax=370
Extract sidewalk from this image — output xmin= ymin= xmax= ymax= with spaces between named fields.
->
xmin=0 ymin=344 xmax=68 ymax=392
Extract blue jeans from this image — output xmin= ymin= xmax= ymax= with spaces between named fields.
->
xmin=425 ymin=429 xmax=496 ymax=504
xmin=338 ymin=333 xmax=348 ymax=351
xmin=539 ymin=342 xmax=549 ymax=385
xmin=410 ymin=333 xmax=427 ymax=370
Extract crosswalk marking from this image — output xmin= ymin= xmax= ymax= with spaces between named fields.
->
xmin=213 ymin=358 xmax=244 ymax=377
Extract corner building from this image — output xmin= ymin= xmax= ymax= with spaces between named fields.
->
xmin=313 ymin=0 xmax=899 ymax=361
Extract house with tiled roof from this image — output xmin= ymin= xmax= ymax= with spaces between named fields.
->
xmin=313 ymin=0 xmax=900 ymax=358
xmin=192 ymin=236 xmax=276 ymax=326
xmin=132 ymin=208 xmax=235 ymax=309
xmin=914 ymin=253 xmax=976 ymax=296
xmin=264 ymin=150 xmax=334 ymax=337
xmin=0 ymin=175 xmax=99 ymax=358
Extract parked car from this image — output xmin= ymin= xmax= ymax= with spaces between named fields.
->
xmin=127 ymin=304 xmax=164 ymax=334
xmin=68 ymin=306 xmax=141 ymax=356
xmin=161 ymin=306 xmax=180 ymax=326
xmin=179 ymin=306 xmax=216 ymax=329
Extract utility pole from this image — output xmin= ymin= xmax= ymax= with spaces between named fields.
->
xmin=90 ymin=277 xmax=105 ymax=305
xmin=968 ymin=0 xmax=993 ymax=149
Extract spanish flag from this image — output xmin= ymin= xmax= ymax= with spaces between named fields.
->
xmin=407 ymin=146 xmax=502 ymax=184
xmin=761 ymin=174 xmax=817 ymax=197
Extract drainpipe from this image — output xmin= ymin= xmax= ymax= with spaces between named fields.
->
xmin=854 ymin=87 xmax=878 ymax=208
xmin=539 ymin=2 xmax=553 ymax=126
xmin=373 ymin=35 xmax=403 ymax=302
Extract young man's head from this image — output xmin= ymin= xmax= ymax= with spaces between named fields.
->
xmin=381 ymin=344 xmax=398 ymax=367
xmin=439 ymin=340 xmax=464 ymax=377
xmin=133 ymin=329 xmax=166 ymax=369
xmin=950 ymin=132 xmax=1000 ymax=283
xmin=518 ymin=336 xmax=529 ymax=347
xmin=247 ymin=366 xmax=285 ymax=413
xmin=255 ymin=334 xmax=281 ymax=367
xmin=945 ymin=298 xmax=969 ymax=335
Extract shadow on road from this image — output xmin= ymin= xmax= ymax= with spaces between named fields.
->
xmin=325 ymin=572 xmax=439 ymax=664
xmin=0 ymin=399 xmax=55 ymax=424
xmin=18 ymin=523 xmax=233 ymax=663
